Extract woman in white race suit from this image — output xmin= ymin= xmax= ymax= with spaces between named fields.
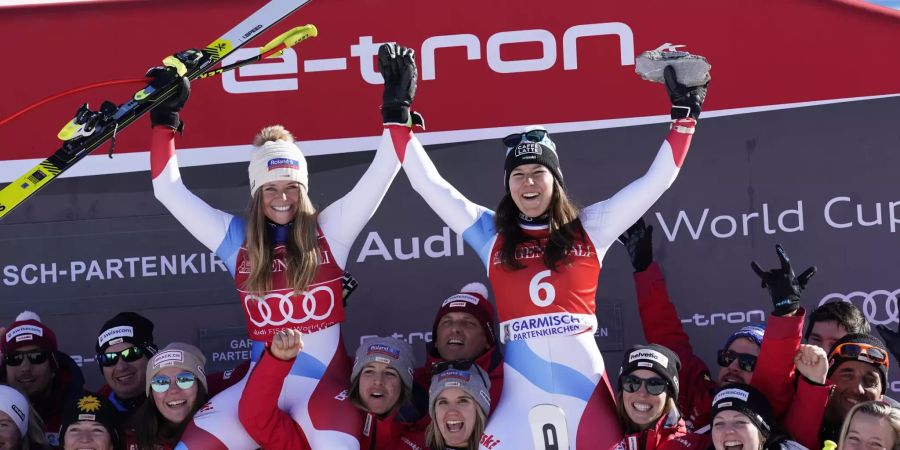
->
xmin=384 ymin=44 xmax=708 ymax=449
xmin=144 ymin=47 xmax=414 ymax=449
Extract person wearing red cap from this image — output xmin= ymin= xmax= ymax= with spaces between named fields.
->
xmin=0 ymin=311 xmax=85 ymax=448
xmin=399 ymin=282 xmax=503 ymax=429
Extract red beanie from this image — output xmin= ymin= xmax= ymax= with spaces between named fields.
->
xmin=431 ymin=282 xmax=497 ymax=348
xmin=2 ymin=311 xmax=58 ymax=353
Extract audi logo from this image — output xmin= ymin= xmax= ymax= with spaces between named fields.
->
xmin=243 ymin=286 xmax=336 ymax=327
xmin=819 ymin=290 xmax=900 ymax=326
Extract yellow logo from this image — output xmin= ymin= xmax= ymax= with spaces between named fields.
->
xmin=77 ymin=395 xmax=101 ymax=413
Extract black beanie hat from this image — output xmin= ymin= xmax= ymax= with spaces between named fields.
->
xmin=503 ymin=141 xmax=564 ymax=193
xmin=619 ymin=344 xmax=681 ymax=398
xmin=711 ymin=383 xmax=774 ymax=439
xmin=59 ymin=391 xmax=121 ymax=449
xmin=96 ymin=312 xmax=157 ymax=355
xmin=827 ymin=333 xmax=889 ymax=394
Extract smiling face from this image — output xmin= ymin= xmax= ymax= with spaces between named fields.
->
xmin=712 ymin=410 xmax=763 ymax=450
xmin=261 ymin=180 xmax=305 ymax=225
xmin=151 ymin=367 xmax=199 ymax=425
xmin=508 ymin=164 xmax=554 ymax=218
xmin=826 ymin=360 xmax=882 ymax=423
xmin=434 ymin=387 xmax=479 ymax=447
xmin=101 ymin=343 xmax=148 ymax=401
xmin=357 ymin=362 xmax=402 ymax=416
xmin=717 ymin=338 xmax=759 ymax=386
xmin=63 ymin=420 xmax=114 ymax=450
xmin=0 ymin=412 xmax=20 ymax=450
xmin=842 ymin=412 xmax=896 ymax=450
xmin=435 ymin=312 xmax=489 ymax=361
xmin=621 ymin=369 xmax=668 ymax=428
xmin=5 ymin=344 xmax=54 ymax=400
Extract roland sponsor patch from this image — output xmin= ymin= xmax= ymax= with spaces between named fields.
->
xmin=98 ymin=326 xmax=134 ymax=347
xmin=267 ymin=158 xmax=299 ymax=171
xmin=713 ymin=388 xmax=750 ymax=404
xmin=628 ymin=348 xmax=669 ymax=367
xmin=367 ymin=343 xmax=400 ymax=360
xmin=6 ymin=325 xmax=43 ymax=342
xmin=153 ymin=350 xmax=184 ymax=368
xmin=442 ymin=294 xmax=479 ymax=307
xmin=437 ymin=369 xmax=470 ymax=383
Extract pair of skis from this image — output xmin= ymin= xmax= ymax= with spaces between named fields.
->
xmin=0 ymin=0 xmax=316 ymax=220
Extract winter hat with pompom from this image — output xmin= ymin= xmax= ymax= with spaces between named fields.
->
xmin=431 ymin=282 xmax=497 ymax=349
xmin=2 ymin=311 xmax=57 ymax=353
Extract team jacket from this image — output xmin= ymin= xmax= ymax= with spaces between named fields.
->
xmin=399 ymin=344 xmax=504 ymax=427
xmin=238 ymin=350 xmax=425 ymax=450
xmin=612 ymin=408 xmax=710 ymax=450
xmin=634 ymin=261 xmax=822 ymax=446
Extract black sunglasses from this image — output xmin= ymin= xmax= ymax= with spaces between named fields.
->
xmin=431 ymin=358 xmax=475 ymax=376
xmin=717 ymin=349 xmax=758 ymax=372
xmin=502 ymin=129 xmax=548 ymax=149
xmin=97 ymin=346 xmax=146 ymax=367
xmin=620 ymin=374 xmax=668 ymax=395
xmin=4 ymin=350 xmax=51 ymax=367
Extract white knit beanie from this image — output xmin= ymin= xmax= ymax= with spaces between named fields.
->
xmin=248 ymin=140 xmax=308 ymax=197
xmin=0 ymin=385 xmax=28 ymax=437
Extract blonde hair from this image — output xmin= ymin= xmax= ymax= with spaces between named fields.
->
xmin=242 ymin=125 xmax=319 ymax=296
xmin=425 ymin=405 xmax=487 ymax=450
xmin=839 ymin=401 xmax=900 ymax=450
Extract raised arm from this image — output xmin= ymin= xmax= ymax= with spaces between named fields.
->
xmin=581 ymin=65 xmax=707 ymax=255
xmin=148 ymin=70 xmax=242 ymax=274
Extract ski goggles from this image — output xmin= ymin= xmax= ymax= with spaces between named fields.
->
xmin=830 ymin=343 xmax=889 ymax=368
xmin=717 ymin=350 xmax=758 ymax=372
xmin=620 ymin=374 xmax=668 ymax=396
xmin=502 ymin=128 xmax=550 ymax=149
xmin=150 ymin=371 xmax=196 ymax=393
xmin=4 ymin=350 xmax=51 ymax=367
xmin=97 ymin=346 xmax=146 ymax=367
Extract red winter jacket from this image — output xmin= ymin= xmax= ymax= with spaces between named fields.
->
xmin=400 ymin=344 xmax=503 ymax=429
xmin=612 ymin=408 xmax=710 ymax=450
xmin=634 ymin=261 xmax=822 ymax=443
xmin=238 ymin=350 xmax=424 ymax=450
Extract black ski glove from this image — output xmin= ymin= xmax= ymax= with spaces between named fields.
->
xmin=875 ymin=324 xmax=900 ymax=368
xmin=146 ymin=49 xmax=202 ymax=131
xmin=617 ymin=218 xmax=653 ymax=273
xmin=750 ymin=244 xmax=816 ymax=317
xmin=665 ymin=65 xmax=708 ymax=120
xmin=378 ymin=43 xmax=418 ymax=126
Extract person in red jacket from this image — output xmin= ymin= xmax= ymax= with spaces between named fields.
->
xmin=238 ymin=330 xmax=424 ymax=450
xmin=612 ymin=344 xmax=708 ymax=450
xmin=400 ymin=282 xmax=502 ymax=427
xmin=618 ymin=219 xmax=826 ymax=448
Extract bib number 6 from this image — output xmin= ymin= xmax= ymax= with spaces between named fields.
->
xmin=529 ymin=270 xmax=556 ymax=307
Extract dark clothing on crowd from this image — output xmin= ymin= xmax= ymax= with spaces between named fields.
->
xmin=614 ymin=408 xmax=709 ymax=450
xmin=1 ymin=351 xmax=85 ymax=448
xmin=97 ymin=384 xmax=145 ymax=422
xmin=399 ymin=343 xmax=503 ymax=428
xmin=239 ymin=350 xmax=424 ymax=450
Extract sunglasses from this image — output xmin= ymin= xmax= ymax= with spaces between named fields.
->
xmin=97 ymin=346 xmax=145 ymax=367
xmin=717 ymin=350 xmax=758 ymax=372
xmin=4 ymin=350 xmax=51 ymax=367
xmin=150 ymin=371 xmax=196 ymax=393
xmin=431 ymin=358 xmax=475 ymax=376
xmin=831 ymin=343 xmax=890 ymax=368
xmin=620 ymin=374 xmax=668 ymax=395
xmin=502 ymin=129 xmax=549 ymax=149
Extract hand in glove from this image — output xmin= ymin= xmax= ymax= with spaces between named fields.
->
xmin=617 ymin=217 xmax=653 ymax=273
xmin=665 ymin=65 xmax=707 ymax=120
xmin=875 ymin=323 xmax=900 ymax=368
xmin=146 ymin=49 xmax=202 ymax=131
xmin=378 ymin=43 xmax=418 ymax=126
xmin=750 ymin=244 xmax=816 ymax=317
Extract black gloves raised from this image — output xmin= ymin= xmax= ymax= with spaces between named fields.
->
xmin=750 ymin=244 xmax=816 ymax=317
xmin=665 ymin=65 xmax=707 ymax=120
xmin=617 ymin=218 xmax=654 ymax=273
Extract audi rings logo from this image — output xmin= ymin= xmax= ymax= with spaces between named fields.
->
xmin=819 ymin=289 xmax=900 ymax=326
xmin=243 ymin=286 xmax=336 ymax=327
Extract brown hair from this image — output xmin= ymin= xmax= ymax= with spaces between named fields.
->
xmin=131 ymin=383 xmax=209 ymax=450
xmin=242 ymin=126 xmax=320 ymax=296
xmin=494 ymin=179 xmax=582 ymax=271
xmin=615 ymin=388 xmax=676 ymax=434
xmin=347 ymin=365 xmax=411 ymax=416
xmin=424 ymin=405 xmax=487 ymax=450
